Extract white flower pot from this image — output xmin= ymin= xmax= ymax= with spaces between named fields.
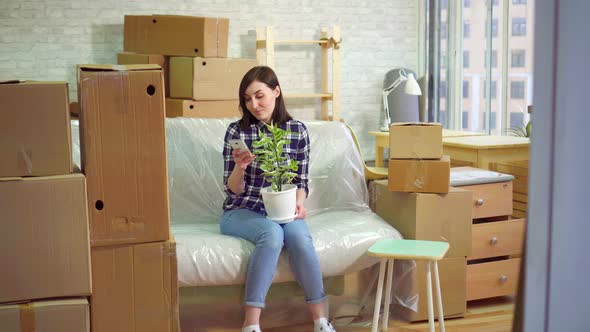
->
xmin=261 ymin=184 xmax=297 ymax=223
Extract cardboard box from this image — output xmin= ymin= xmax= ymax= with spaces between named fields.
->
xmin=166 ymin=98 xmax=240 ymax=118
xmin=393 ymin=257 xmax=466 ymax=322
xmin=0 ymin=298 xmax=89 ymax=332
xmin=124 ymin=15 xmax=229 ymax=57
xmin=91 ymin=240 xmax=179 ymax=332
xmin=0 ymin=81 xmax=72 ymax=177
xmin=372 ymin=180 xmax=472 ymax=257
xmin=0 ymin=174 xmax=91 ymax=303
xmin=78 ymin=64 xmax=170 ymax=247
xmin=169 ymin=57 xmax=258 ymax=100
xmin=389 ymin=122 xmax=443 ymax=159
xmin=118 ymin=52 xmax=170 ymax=96
xmin=388 ymin=155 xmax=451 ymax=193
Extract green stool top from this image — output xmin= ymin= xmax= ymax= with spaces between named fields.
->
xmin=367 ymin=239 xmax=449 ymax=260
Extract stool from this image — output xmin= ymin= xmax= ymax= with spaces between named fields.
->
xmin=367 ymin=239 xmax=450 ymax=332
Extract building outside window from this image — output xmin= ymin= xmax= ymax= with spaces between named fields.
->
xmin=512 ymin=17 xmax=526 ymax=36
xmin=511 ymin=81 xmax=526 ymax=99
xmin=484 ymin=80 xmax=497 ymax=99
xmin=511 ymin=49 xmax=526 ymax=67
xmin=463 ymin=51 xmax=470 ymax=68
xmin=463 ymin=80 xmax=470 ymax=98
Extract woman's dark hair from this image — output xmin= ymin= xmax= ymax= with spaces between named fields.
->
xmin=238 ymin=66 xmax=292 ymax=130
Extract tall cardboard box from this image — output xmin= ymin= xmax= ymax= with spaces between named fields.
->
xmin=165 ymin=98 xmax=239 ymax=118
xmin=0 ymin=174 xmax=91 ymax=303
xmin=388 ymin=156 xmax=451 ymax=193
xmin=124 ymin=15 xmax=229 ymax=57
xmin=0 ymin=81 xmax=72 ymax=177
xmin=118 ymin=52 xmax=170 ymax=96
xmin=372 ymin=180 xmax=472 ymax=258
xmin=78 ymin=64 xmax=170 ymax=247
xmin=169 ymin=57 xmax=258 ymax=100
xmin=91 ymin=240 xmax=179 ymax=332
xmin=389 ymin=122 xmax=443 ymax=159
xmin=393 ymin=257 xmax=467 ymax=322
xmin=0 ymin=298 xmax=89 ymax=332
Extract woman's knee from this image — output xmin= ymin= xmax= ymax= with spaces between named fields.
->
xmin=284 ymin=230 xmax=313 ymax=250
xmin=257 ymin=223 xmax=284 ymax=250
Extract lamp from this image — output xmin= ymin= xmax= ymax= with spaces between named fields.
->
xmin=380 ymin=69 xmax=422 ymax=131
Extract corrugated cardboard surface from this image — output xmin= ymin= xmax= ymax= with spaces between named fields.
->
xmin=388 ymin=155 xmax=451 ymax=193
xmin=0 ymin=81 xmax=72 ymax=177
xmin=165 ymin=98 xmax=239 ymax=118
xmin=117 ymin=52 xmax=170 ymax=96
xmin=0 ymin=174 xmax=91 ymax=303
xmin=389 ymin=122 xmax=443 ymax=159
xmin=91 ymin=240 xmax=179 ymax=332
xmin=393 ymin=257 xmax=466 ymax=322
xmin=124 ymin=15 xmax=229 ymax=57
xmin=0 ymin=298 xmax=89 ymax=332
xmin=372 ymin=180 xmax=472 ymax=257
xmin=169 ymin=57 xmax=258 ymax=100
xmin=78 ymin=65 xmax=170 ymax=247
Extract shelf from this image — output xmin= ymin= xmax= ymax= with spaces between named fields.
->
xmin=257 ymin=40 xmax=329 ymax=48
xmin=284 ymin=93 xmax=332 ymax=99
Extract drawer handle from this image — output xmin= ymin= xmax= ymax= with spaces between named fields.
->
xmin=490 ymin=237 xmax=498 ymax=245
xmin=476 ymin=198 xmax=484 ymax=206
xmin=500 ymin=275 xmax=508 ymax=284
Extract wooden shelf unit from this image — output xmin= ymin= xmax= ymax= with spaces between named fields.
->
xmin=256 ymin=26 xmax=341 ymax=121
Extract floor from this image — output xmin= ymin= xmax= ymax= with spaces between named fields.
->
xmin=208 ymin=297 xmax=514 ymax=332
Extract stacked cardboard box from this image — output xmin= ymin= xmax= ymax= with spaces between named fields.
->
xmin=120 ymin=14 xmax=257 ymax=119
xmin=370 ymin=122 xmax=471 ymax=322
xmin=77 ymin=64 xmax=179 ymax=332
xmin=0 ymin=81 xmax=91 ymax=331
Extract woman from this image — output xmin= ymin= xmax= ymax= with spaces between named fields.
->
xmin=220 ymin=66 xmax=336 ymax=332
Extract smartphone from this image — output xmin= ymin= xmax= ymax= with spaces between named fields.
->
xmin=229 ymin=138 xmax=251 ymax=154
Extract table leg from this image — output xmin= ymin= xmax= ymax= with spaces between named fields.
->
xmin=382 ymin=258 xmax=394 ymax=331
xmin=433 ymin=260 xmax=446 ymax=332
xmin=426 ymin=261 xmax=435 ymax=332
xmin=375 ymin=145 xmax=385 ymax=168
xmin=372 ymin=259 xmax=387 ymax=332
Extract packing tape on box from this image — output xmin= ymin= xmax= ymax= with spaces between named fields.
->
xmin=413 ymin=159 xmax=425 ymax=189
xmin=18 ymin=148 xmax=33 ymax=176
xmin=19 ymin=303 xmax=35 ymax=332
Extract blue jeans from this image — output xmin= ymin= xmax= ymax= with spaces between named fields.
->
xmin=220 ymin=208 xmax=327 ymax=308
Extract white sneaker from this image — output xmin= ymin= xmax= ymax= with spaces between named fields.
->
xmin=314 ymin=320 xmax=336 ymax=332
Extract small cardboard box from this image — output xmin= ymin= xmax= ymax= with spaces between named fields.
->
xmin=0 ymin=81 xmax=72 ymax=177
xmin=372 ymin=179 xmax=472 ymax=257
xmin=389 ymin=122 xmax=443 ymax=159
xmin=169 ymin=57 xmax=258 ymax=100
xmin=388 ymin=155 xmax=451 ymax=193
xmin=124 ymin=15 xmax=229 ymax=57
xmin=78 ymin=64 xmax=170 ymax=247
xmin=117 ymin=52 xmax=170 ymax=96
xmin=0 ymin=298 xmax=89 ymax=332
xmin=393 ymin=257 xmax=467 ymax=322
xmin=90 ymin=240 xmax=179 ymax=332
xmin=165 ymin=98 xmax=240 ymax=118
xmin=0 ymin=174 xmax=91 ymax=303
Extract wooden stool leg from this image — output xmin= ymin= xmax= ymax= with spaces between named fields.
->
xmin=372 ymin=259 xmax=387 ymax=332
xmin=433 ymin=260 xmax=446 ymax=332
xmin=382 ymin=258 xmax=394 ymax=331
xmin=426 ymin=261 xmax=435 ymax=332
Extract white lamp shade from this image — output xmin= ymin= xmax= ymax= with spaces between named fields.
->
xmin=404 ymin=73 xmax=422 ymax=95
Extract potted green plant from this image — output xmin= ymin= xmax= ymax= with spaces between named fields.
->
xmin=252 ymin=123 xmax=300 ymax=223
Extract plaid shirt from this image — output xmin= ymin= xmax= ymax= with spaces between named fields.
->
xmin=222 ymin=119 xmax=310 ymax=214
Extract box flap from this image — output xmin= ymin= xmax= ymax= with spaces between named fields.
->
xmin=77 ymin=64 xmax=162 ymax=72
xmin=391 ymin=122 xmax=443 ymax=127
xmin=0 ymin=173 xmax=84 ymax=183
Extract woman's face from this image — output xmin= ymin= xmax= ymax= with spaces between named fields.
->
xmin=243 ymin=80 xmax=280 ymax=124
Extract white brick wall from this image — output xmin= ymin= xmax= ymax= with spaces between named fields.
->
xmin=0 ymin=0 xmax=417 ymax=160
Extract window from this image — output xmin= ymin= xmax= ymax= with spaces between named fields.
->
xmin=440 ymin=81 xmax=447 ymax=98
xmin=492 ymin=0 xmax=499 ymax=5
xmin=511 ymin=81 xmax=526 ymax=99
xmin=511 ymin=49 xmax=526 ymax=67
xmin=462 ymin=111 xmax=469 ymax=129
xmin=483 ymin=111 xmax=498 ymax=130
xmin=486 ymin=18 xmax=498 ymax=38
xmin=439 ymin=110 xmax=447 ymax=127
xmin=441 ymin=0 xmax=448 ymax=9
xmin=512 ymin=18 xmax=527 ymax=36
xmin=484 ymin=80 xmax=497 ymax=99
xmin=441 ymin=54 xmax=447 ymax=69
xmin=484 ymin=50 xmax=498 ymax=68
xmin=463 ymin=51 xmax=470 ymax=68
xmin=463 ymin=80 xmax=470 ymax=98
xmin=464 ymin=0 xmax=471 ymax=7
xmin=464 ymin=23 xmax=471 ymax=38
xmin=510 ymin=112 xmax=524 ymax=128
xmin=441 ymin=22 xmax=447 ymax=39
xmin=513 ymin=0 xmax=527 ymax=4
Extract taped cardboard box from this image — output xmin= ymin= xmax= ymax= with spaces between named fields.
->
xmin=118 ymin=52 xmax=170 ymax=96
xmin=389 ymin=122 xmax=443 ymax=159
xmin=0 ymin=81 xmax=72 ymax=177
xmin=78 ymin=64 xmax=170 ymax=247
xmin=169 ymin=57 xmax=258 ymax=100
xmin=0 ymin=174 xmax=91 ymax=303
xmin=372 ymin=179 xmax=472 ymax=258
xmin=0 ymin=298 xmax=89 ymax=332
xmin=393 ymin=257 xmax=466 ymax=322
xmin=166 ymin=98 xmax=239 ymax=118
xmin=91 ymin=240 xmax=179 ymax=332
xmin=124 ymin=15 xmax=229 ymax=57
xmin=388 ymin=155 xmax=451 ymax=194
